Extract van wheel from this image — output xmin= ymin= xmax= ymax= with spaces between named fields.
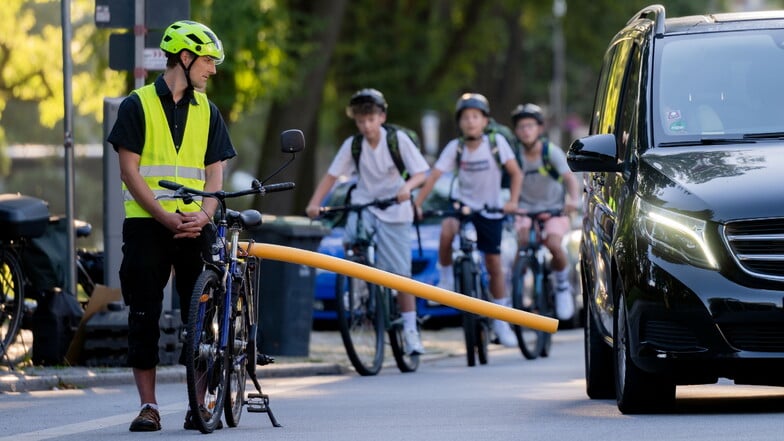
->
xmin=613 ymin=281 xmax=675 ymax=414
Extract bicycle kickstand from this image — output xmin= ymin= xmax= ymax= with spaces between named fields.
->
xmin=245 ymin=354 xmax=282 ymax=427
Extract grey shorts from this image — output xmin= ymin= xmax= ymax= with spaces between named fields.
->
xmin=344 ymin=211 xmax=412 ymax=278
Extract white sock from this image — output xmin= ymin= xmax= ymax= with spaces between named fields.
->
xmin=554 ymin=268 xmax=570 ymax=286
xmin=141 ymin=403 xmax=158 ymax=411
xmin=401 ymin=311 xmax=417 ymax=332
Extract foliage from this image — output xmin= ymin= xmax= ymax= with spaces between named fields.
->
xmin=0 ymin=0 xmax=125 ymax=152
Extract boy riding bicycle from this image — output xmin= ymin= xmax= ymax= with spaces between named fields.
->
xmin=306 ymin=88 xmax=429 ymax=355
xmin=414 ymin=93 xmax=522 ymax=348
xmin=510 ymin=103 xmax=580 ymax=321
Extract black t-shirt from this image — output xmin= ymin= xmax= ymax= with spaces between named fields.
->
xmin=107 ymin=75 xmax=236 ymax=166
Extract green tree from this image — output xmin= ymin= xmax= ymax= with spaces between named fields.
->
xmin=0 ymin=0 xmax=125 ymax=161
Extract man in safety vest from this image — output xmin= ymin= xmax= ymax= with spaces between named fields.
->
xmin=107 ymin=20 xmax=236 ymax=432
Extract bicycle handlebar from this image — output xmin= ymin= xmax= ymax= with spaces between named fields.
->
xmin=158 ymin=179 xmax=295 ymax=200
xmin=420 ymin=200 xmax=503 ymax=219
xmin=318 ymin=196 xmax=399 ymax=216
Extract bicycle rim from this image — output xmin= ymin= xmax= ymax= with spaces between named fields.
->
xmin=511 ymin=257 xmax=542 ymax=360
xmin=0 ymin=248 xmax=24 ymax=363
xmin=185 ymin=270 xmax=228 ymax=433
xmin=224 ymin=279 xmax=249 ymax=427
xmin=336 ymin=274 xmax=384 ymax=376
xmin=457 ymin=259 xmax=478 ymax=367
xmin=387 ymin=291 xmax=420 ymax=373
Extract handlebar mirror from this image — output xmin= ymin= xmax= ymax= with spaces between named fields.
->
xmin=280 ymin=129 xmax=305 ymax=153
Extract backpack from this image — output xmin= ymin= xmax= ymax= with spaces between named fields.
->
xmin=351 ymin=123 xmax=422 ymax=179
xmin=456 ymin=118 xmax=521 ymax=188
xmin=456 ymin=122 xmax=561 ymax=187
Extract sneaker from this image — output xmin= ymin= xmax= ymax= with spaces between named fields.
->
xmin=437 ymin=264 xmax=454 ymax=291
xmin=129 ymin=405 xmax=161 ymax=432
xmin=183 ymin=405 xmax=223 ymax=430
xmin=555 ymin=283 xmax=575 ymax=321
xmin=402 ymin=329 xmax=425 ymax=355
xmin=492 ymin=320 xmax=517 ymax=348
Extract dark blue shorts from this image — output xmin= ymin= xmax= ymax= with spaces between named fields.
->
xmin=470 ymin=214 xmax=503 ymax=255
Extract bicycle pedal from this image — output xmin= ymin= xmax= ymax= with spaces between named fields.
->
xmin=246 ymin=393 xmax=270 ymax=413
xmin=256 ymin=353 xmax=275 ymax=366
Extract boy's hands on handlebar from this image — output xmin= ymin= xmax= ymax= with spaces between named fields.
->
xmin=305 ymin=204 xmax=320 ymax=220
xmin=502 ymin=200 xmax=519 ymax=215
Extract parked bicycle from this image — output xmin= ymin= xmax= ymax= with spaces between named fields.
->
xmin=421 ymin=201 xmax=501 ymax=367
xmin=509 ymin=210 xmax=561 ymax=360
xmin=0 ymin=208 xmax=102 ymax=366
xmin=158 ymin=129 xmax=303 ymax=433
xmin=318 ymin=190 xmax=421 ymax=376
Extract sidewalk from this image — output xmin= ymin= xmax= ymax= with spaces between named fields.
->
xmin=0 ymin=327 xmax=470 ymax=393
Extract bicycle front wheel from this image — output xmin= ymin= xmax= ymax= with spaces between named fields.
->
xmin=456 ymin=259 xmax=479 ymax=367
xmin=387 ymin=290 xmax=420 ymax=373
xmin=336 ymin=273 xmax=384 ymax=376
xmin=0 ymin=248 xmax=24 ymax=361
xmin=224 ymin=271 xmax=251 ymax=428
xmin=185 ymin=269 xmax=229 ymax=433
xmin=510 ymin=256 xmax=546 ymax=360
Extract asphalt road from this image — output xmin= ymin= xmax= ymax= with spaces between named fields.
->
xmin=3 ymin=327 xmax=784 ymax=441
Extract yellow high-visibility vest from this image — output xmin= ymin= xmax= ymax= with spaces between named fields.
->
xmin=123 ymin=85 xmax=210 ymax=218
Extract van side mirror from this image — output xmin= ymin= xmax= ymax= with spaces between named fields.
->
xmin=280 ymin=129 xmax=305 ymax=153
xmin=567 ymin=134 xmax=622 ymax=173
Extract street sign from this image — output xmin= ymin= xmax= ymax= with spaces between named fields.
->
xmin=108 ymin=31 xmax=163 ymax=71
xmin=96 ymin=0 xmax=189 ymax=30
xmin=143 ymin=48 xmax=167 ymax=71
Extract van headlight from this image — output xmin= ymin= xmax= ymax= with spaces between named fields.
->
xmin=637 ymin=199 xmax=718 ymax=270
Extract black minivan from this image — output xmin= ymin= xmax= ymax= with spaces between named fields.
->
xmin=568 ymin=5 xmax=784 ymax=414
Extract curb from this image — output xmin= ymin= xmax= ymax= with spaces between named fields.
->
xmin=0 ymin=362 xmax=346 ymax=393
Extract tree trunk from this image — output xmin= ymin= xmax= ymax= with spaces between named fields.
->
xmin=252 ymin=0 xmax=348 ymax=215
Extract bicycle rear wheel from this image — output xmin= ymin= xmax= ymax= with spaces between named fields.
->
xmin=0 ymin=248 xmax=24 ymax=361
xmin=457 ymin=259 xmax=479 ymax=367
xmin=511 ymin=256 xmax=545 ymax=360
xmin=224 ymin=269 xmax=251 ymax=427
xmin=336 ymin=273 xmax=384 ymax=376
xmin=185 ymin=269 xmax=229 ymax=433
xmin=387 ymin=290 xmax=420 ymax=373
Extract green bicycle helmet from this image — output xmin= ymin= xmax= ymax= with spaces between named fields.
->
xmin=455 ymin=93 xmax=490 ymax=121
xmin=160 ymin=20 xmax=224 ymax=65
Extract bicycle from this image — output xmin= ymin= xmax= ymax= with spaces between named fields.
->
xmin=509 ymin=210 xmax=561 ymax=360
xmin=1 ymin=211 xmax=101 ymax=366
xmin=318 ymin=192 xmax=420 ymax=376
xmin=421 ymin=201 xmax=500 ymax=367
xmin=157 ymin=129 xmax=304 ymax=433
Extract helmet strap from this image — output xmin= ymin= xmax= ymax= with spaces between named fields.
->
xmin=177 ymin=52 xmax=197 ymax=91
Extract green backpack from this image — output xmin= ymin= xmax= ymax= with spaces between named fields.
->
xmin=351 ymin=123 xmax=422 ymax=179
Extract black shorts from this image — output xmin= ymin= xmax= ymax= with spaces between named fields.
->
xmin=120 ymin=218 xmax=204 ymax=370
xmin=470 ymin=213 xmax=503 ymax=255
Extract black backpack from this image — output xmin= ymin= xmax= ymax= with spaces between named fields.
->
xmin=351 ymin=123 xmax=422 ymax=179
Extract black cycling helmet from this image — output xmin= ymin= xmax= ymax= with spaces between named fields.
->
xmin=511 ymin=103 xmax=544 ymax=126
xmin=455 ymin=93 xmax=490 ymax=121
xmin=346 ymin=88 xmax=388 ymax=117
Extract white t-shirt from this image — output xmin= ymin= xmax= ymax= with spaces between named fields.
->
xmin=327 ymin=126 xmax=430 ymax=223
xmin=433 ymin=134 xmax=515 ymax=219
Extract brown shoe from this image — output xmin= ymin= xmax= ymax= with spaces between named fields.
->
xmin=183 ymin=405 xmax=223 ymax=430
xmin=129 ymin=405 xmax=161 ymax=432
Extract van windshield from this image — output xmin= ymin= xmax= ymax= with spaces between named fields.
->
xmin=654 ymin=29 xmax=784 ymax=145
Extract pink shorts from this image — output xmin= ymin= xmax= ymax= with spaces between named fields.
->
xmin=515 ymin=215 xmax=571 ymax=238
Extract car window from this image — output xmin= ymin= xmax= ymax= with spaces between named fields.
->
xmin=617 ymin=43 xmax=642 ymax=161
xmin=594 ymin=39 xmax=632 ymax=136
xmin=654 ymin=29 xmax=784 ymax=143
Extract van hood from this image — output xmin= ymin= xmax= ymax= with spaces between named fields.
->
xmin=637 ymin=143 xmax=784 ymax=223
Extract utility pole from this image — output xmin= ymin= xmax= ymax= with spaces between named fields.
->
xmin=550 ymin=0 xmax=566 ymax=147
